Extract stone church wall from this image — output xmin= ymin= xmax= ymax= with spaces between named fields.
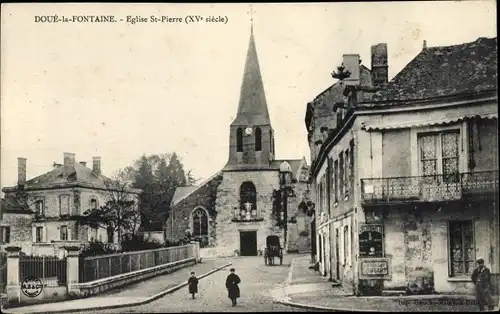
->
xmin=214 ymin=170 xmax=283 ymax=257
xmin=165 ymin=173 xmax=223 ymax=245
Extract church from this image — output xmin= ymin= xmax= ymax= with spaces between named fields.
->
xmin=165 ymin=23 xmax=311 ymax=258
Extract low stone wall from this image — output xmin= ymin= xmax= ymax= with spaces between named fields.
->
xmin=69 ymin=257 xmax=196 ymax=298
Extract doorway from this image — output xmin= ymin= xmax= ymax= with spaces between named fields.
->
xmin=335 ymin=228 xmax=340 ymax=280
xmin=239 ymin=231 xmax=257 ymax=256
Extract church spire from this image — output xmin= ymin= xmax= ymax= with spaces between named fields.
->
xmin=231 ymin=6 xmax=270 ymax=126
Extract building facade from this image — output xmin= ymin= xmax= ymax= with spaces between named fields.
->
xmin=306 ymin=37 xmax=498 ymax=296
xmin=0 ymin=153 xmax=141 ymax=256
xmin=165 ymin=25 xmax=311 ymax=258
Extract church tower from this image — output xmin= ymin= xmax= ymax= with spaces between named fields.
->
xmin=223 ymin=23 xmax=275 ymax=171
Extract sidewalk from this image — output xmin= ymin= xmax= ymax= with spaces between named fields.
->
xmin=2 ymin=258 xmax=232 ymax=314
xmin=275 ymin=255 xmax=498 ymax=312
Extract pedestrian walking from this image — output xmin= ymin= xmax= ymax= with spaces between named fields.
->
xmin=225 ymin=268 xmax=241 ymax=306
xmin=188 ymin=271 xmax=199 ymax=299
xmin=471 ymin=258 xmax=494 ymax=311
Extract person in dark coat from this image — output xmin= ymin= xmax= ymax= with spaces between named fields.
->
xmin=471 ymin=258 xmax=493 ymax=311
xmin=188 ymin=271 xmax=199 ymax=299
xmin=225 ymin=268 xmax=241 ymax=306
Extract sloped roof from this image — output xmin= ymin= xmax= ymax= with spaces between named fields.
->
xmin=171 ymin=171 xmax=223 ymax=207
xmin=231 ymin=28 xmax=271 ymax=126
xmin=2 ymin=162 xmax=127 ymax=192
xmin=371 ymin=37 xmax=498 ymax=102
xmin=171 ymin=186 xmax=197 ymax=206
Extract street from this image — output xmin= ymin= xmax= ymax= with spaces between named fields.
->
xmin=72 ymin=255 xmax=315 ymax=313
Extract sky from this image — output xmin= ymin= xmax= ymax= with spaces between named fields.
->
xmin=0 ymin=1 xmax=497 ymax=190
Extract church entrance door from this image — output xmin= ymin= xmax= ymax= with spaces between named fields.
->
xmin=239 ymin=231 xmax=257 ymax=256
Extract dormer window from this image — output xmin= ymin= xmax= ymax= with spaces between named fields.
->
xmin=90 ymin=198 xmax=98 ymax=210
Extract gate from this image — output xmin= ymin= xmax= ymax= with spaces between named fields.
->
xmin=19 ymin=255 xmax=67 ymax=286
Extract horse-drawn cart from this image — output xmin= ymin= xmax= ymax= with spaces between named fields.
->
xmin=264 ymin=235 xmax=283 ymax=265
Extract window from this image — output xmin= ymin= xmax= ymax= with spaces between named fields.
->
xmin=349 ymin=140 xmax=355 ymax=191
xmin=330 ymin=158 xmax=336 ymax=207
xmin=60 ymin=226 xmax=68 ymax=241
xmin=240 ymin=181 xmax=257 ymax=212
xmin=344 ymin=226 xmax=349 ymax=265
xmin=72 ymin=224 xmax=79 ymax=240
xmin=236 ymin=128 xmax=243 ymax=152
xmin=334 ymin=160 xmax=339 ymax=202
xmin=345 ymin=150 xmax=350 ymax=194
xmin=35 ymin=200 xmax=44 ymax=216
xmin=0 ymin=226 xmax=11 ymax=244
xmin=449 ymin=220 xmax=475 ymax=276
xmin=418 ymin=130 xmax=460 ymax=183
xmin=90 ymin=227 xmax=98 ymax=241
xmin=327 ymin=158 xmax=333 ymax=214
xmin=36 ymin=227 xmax=43 ymax=243
xmin=107 ymin=226 xmax=114 ymax=243
xmin=255 ymin=127 xmax=262 ymax=151
xmin=192 ymin=208 xmax=208 ymax=236
xmin=90 ymin=198 xmax=98 ymax=210
xmin=339 ymin=153 xmax=344 ymax=197
xmin=318 ymin=181 xmax=324 ymax=213
xmin=59 ymin=195 xmax=70 ymax=215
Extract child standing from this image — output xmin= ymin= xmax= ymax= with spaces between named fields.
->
xmin=188 ymin=271 xmax=199 ymax=299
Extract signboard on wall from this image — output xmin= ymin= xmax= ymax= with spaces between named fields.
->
xmin=359 ymin=257 xmax=392 ymax=280
xmin=359 ymin=224 xmax=383 ymax=257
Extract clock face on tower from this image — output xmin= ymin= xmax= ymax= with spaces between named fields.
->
xmin=245 ymin=127 xmax=253 ymax=135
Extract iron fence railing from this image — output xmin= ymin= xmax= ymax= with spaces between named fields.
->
xmin=78 ymin=244 xmax=194 ymax=283
xmin=19 ymin=255 xmax=67 ymax=286
xmin=361 ymin=170 xmax=499 ymax=204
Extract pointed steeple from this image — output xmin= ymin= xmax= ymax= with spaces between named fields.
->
xmin=231 ymin=25 xmax=271 ymax=126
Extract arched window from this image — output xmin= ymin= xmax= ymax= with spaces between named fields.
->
xmin=192 ymin=208 xmax=208 ymax=236
xmin=240 ymin=181 xmax=257 ymax=210
xmin=255 ymin=127 xmax=262 ymax=151
xmin=236 ymin=128 xmax=243 ymax=152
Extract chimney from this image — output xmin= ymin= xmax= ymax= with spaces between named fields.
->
xmin=79 ymin=161 xmax=87 ymax=167
xmin=342 ymin=54 xmax=360 ymax=86
xmin=63 ymin=152 xmax=76 ymax=166
xmin=17 ymin=157 xmax=27 ymax=186
xmin=92 ymin=157 xmax=101 ymax=175
xmin=371 ymin=43 xmax=388 ymax=86
xmin=423 ymin=40 xmax=427 ymax=49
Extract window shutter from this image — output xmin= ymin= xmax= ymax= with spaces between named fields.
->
xmin=32 ymin=226 xmax=36 ymax=242
xmin=68 ymin=227 xmax=72 ymax=240
xmin=43 ymin=227 xmax=47 ymax=242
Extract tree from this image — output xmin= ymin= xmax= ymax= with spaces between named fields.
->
xmin=73 ymin=171 xmax=141 ymax=242
xmin=124 ymin=153 xmax=197 ymax=231
xmin=331 ymin=64 xmax=351 ymax=81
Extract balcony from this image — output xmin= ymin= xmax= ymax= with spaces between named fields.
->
xmin=231 ymin=208 xmax=264 ymax=222
xmin=361 ymin=170 xmax=499 ymax=205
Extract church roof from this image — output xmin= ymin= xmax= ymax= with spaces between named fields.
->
xmin=171 ymin=171 xmax=223 ymax=207
xmin=171 ymin=186 xmax=197 ymax=206
xmin=231 ymin=27 xmax=271 ymax=126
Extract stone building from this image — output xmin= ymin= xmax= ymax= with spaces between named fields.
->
xmin=304 ymin=52 xmax=376 ymax=275
xmin=306 ymin=37 xmax=498 ymax=296
xmin=0 ymin=153 xmax=141 ymax=255
xmin=165 ymin=25 xmax=311 ymax=258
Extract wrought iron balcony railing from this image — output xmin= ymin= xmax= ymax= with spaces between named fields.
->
xmin=231 ymin=209 xmax=264 ymax=222
xmin=361 ymin=170 xmax=499 ymax=204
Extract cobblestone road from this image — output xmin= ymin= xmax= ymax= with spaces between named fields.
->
xmin=72 ymin=255 xmax=314 ymax=313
